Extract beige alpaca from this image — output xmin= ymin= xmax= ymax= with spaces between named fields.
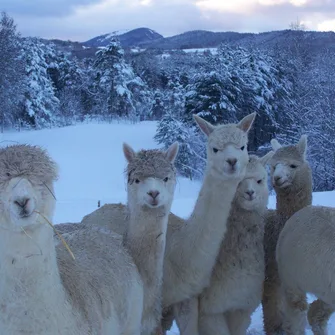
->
xmin=58 ymin=113 xmax=256 ymax=318
xmin=0 ymin=144 xmax=143 ymax=335
xmin=174 ymin=153 xmax=273 ymax=335
xmin=121 ymin=142 xmax=179 ymax=334
xmin=276 ymin=205 xmax=335 ymax=335
xmin=262 ymin=135 xmax=312 ymax=335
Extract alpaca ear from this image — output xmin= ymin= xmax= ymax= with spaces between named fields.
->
xmin=165 ymin=142 xmax=179 ymax=163
xmin=270 ymin=139 xmax=282 ymax=152
xmin=193 ymin=114 xmax=215 ymax=137
xmin=123 ymin=143 xmax=136 ymax=163
xmin=296 ymin=135 xmax=308 ymax=158
xmin=260 ymin=151 xmax=274 ymax=166
xmin=237 ymin=112 xmax=256 ymax=133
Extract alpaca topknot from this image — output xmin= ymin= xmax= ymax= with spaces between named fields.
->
xmin=0 ymin=144 xmax=58 ymax=184
xmin=272 ymin=145 xmax=304 ymax=162
xmin=127 ymin=149 xmax=176 ymax=183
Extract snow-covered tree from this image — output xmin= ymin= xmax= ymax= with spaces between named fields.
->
xmin=21 ymin=38 xmax=59 ymax=128
xmin=155 ymin=112 xmax=205 ymax=179
xmin=0 ymin=12 xmax=25 ymax=131
xmin=93 ymin=38 xmax=152 ymax=120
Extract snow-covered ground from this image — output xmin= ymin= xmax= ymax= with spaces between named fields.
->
xmin=1 ymin=121 xmax=334 ymax=334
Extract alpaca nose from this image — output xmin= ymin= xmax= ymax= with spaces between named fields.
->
xmin=14 ymin=197 xmax=30 ymax=209
xmin=226 ymin=158 xmax=237 ymax=167
xmin=274 ymin=175 xmax=282 ymax=182
xmin=147 ymin=190 xmax=160 ymax=199
xmin=246 ymin=190 xmax=255 ymax=197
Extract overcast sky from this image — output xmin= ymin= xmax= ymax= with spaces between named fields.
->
xmin=2 ymin=0 xmax=335 ymax=42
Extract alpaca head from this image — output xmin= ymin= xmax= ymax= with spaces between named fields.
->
xmin=235 ymin=152 xmax=273 ymax=211
xmin=0 ymin=145 xmax=58 ymax=231
xmin=194 ymin=113 xmax=256 ymax=180
xmin=123 ymin=142 xmax=179 ymax=209
xmin=270 ymin=135 xmax=311 ymax=191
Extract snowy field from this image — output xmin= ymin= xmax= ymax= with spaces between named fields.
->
xmin=1 ymin=120 xmax=335 ymax=334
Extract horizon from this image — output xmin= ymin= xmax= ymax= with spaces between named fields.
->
xmin=2 ymin=0 xmax=335 ymax=42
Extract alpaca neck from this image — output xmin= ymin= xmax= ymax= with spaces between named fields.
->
xmin=163 ymin=168 xmax=239 ymax=306
xmin=124 ymin=203 xmax=170 ymax=332
xmin=276 ymin=179 xmax=312 ymax=219
xmin=0 ymin=224 xmax=70 ymax=333
xmin=227 ymin=203 xmax=266 ymax=235
xmin=188 ymin=173 xmax=238 ymax=228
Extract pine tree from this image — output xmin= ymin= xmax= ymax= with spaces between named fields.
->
xmin=21 ymin=38 xmax=59 ymax=128
xmin=93 ymin=38 xmax=152 ymax=120
xmin=155 ymin=112 xmax=205 ymax=179
xmin=0 ymin=12 xmax=25 ymax=131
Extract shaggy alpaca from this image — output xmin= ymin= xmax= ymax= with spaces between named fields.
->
xmin=276 ymin=205 xmax=335 ymax=335
xmin=174 ymin=153 xmax=273 ymax=335
xmin=121 ymin=142 xmax=179 ymax=334
xmin=57 ymin=113 xmax=255 ymax=331
xmin=0 ymin=144 xmax=143 ymax=335
xmin=262 ymin=135 xmax=312 ymax=335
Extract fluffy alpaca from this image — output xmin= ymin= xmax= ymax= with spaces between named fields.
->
xmin=57 ymin=113 xmax=256 ymax=330
xmin=276 ymin=205 xmax=335 ymax=335
xmin=174 ymin=152 xmax=273 ymax=335
xmin=0 ymin=144 xmax=143 ymax=335
xmin=121 ymin=142 xmax=179 ymax=334
xmin=262 ymin=135 xmax=312 ymax=335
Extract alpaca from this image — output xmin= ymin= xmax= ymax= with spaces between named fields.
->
xmin=121 ymin=141 xmax=179 ymax=334
xmin=61 ymin=142 xmax=179 ymax=334
xmin=174 ymin=152 xmax=273 ymax=335
xmin=58 ymin=112 xmax=256 ymax=319
xmin=0 ymin=144 xmax=144 ymax=335
xmin=262 ymin=135 xmax=312 ymax=335
xmin=276 ymin=205 xmax=335 ymax=335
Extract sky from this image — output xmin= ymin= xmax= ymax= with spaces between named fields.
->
xmin=2 ymin=0 xmax=335 ymax=42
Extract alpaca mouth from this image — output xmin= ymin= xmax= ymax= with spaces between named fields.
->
xmin=19 ymin=209 xmax=34 ymax=218
xmin=243 ymin=196 xmax=255 ymax=202
xmin=275 ymin=180 xmax=290 ymax=188
xmin=224 ymin=167 xmax=238 ymax=175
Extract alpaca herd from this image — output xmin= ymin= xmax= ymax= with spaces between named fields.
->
xmin=0 ymin=113 xmax=334 ymax=335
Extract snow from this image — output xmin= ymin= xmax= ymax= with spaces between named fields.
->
xmin=181 ymin=47 xmax=218 ymax=55
xmin=1 ymin=120 xmax=335 ymax=334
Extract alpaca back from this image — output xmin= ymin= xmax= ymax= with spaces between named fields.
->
xmin=57 ymin=226 xmax=143 ymax=334
xmin=277 ymin=205 xmax=335 ymax=306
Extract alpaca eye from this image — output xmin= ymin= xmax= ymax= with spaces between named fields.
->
xmin=240 ymin=146 xmax=245 ymax=151
xmin=213 ymin=148 xmax=218 ymax=153
xmin=6 ymin=172 xmax=10 ymax=177
xmin=257 ymin=180 xmax=262 ymax=184
xmin=290 ymin=164 xmax=297 ymax=169
xmin=163 ymin=177 xmax=169 ymax=182
xmin=135 ymin=179 xmax=140 ymax=184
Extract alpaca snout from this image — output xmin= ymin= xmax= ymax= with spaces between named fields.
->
xmin=9 ymin=178 xmax=37 ymax=220
xmin=245 ymin=190 xmax=255 ymax=200
xmin=223 ymin=158 xmax=240 ymax=175
xmin=13 ymin=196 xmax=35 ymax=218
xmin=146 ymin=190 xmax=160 ymax=207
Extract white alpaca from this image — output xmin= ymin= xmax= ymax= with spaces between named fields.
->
xmin=174 ymin=153 xmax=273 ymax=335
xmin=262 ymin=135 xmax=313 ymax=335
xmin=121 ymin=142 xmax=179 ymax=334
xmin=0 ymin=144 xmax=143 ymax=335
xmin=57 ymin=113 xmax=256 ymax=330
xmin=276 ymin=205 xmax=335 ymax=335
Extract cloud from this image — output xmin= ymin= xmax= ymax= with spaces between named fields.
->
xmin=3 ymin=0 xmax=335 ymax=41
xmin=318 ymin=19 xmax=335 ymax=31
